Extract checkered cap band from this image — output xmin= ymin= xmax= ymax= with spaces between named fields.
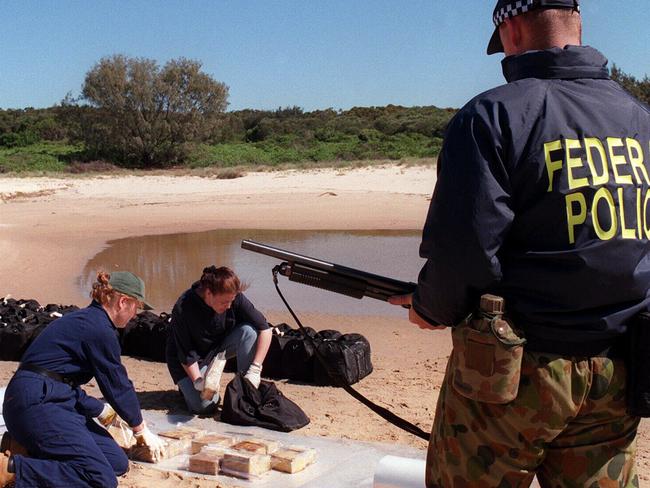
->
xmin=492 ymin=0 xmax=580 ymax=26
xmin=493 ymin=0 xmax=534 ymax=26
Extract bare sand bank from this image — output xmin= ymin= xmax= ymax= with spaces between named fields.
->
xmin=0 ymin=166 xmax=433 ymax=305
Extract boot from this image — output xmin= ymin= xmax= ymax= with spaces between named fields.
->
xmin=0 ymin=433 xmax=27 ymax=457
xmin=0 ymin=451 xmax=15 ymax=487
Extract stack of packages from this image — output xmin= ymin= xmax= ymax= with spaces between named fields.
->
xmin=109 ymin=423 xmax=316 ymax=480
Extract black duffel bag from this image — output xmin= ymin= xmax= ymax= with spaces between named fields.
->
xmin=0 ymin=322 xmax=43 ymax=361
xmin=281 ymin=338 xmax=316 ymax=382
xmin=263 ymin=324 xmax=295 ymax=379
xmin=313 ymin=329 xmax=342 ymax=342
xmin=121 ymin=311 xmax=169 ymax=362
xmin=627 ymin=312 xmax=650 ymax=417
xmin=313 ymin=332 xmax=373 ymax=386
xmin=221 ymin=374 xmax=310 ymax=432
xmin=279 ymin=327 xmax=317 ymax=382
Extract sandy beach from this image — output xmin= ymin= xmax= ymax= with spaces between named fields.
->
xmin=0 ymin=165 xmax=648 ymax=486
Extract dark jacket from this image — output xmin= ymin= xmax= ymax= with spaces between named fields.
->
xmin=414 ymin=46 xmax=650 ymax=356
xmin=166 ymin=283 xmax=269 ymax=383
xmin=13 ymin=301 xmax=143 ymax=426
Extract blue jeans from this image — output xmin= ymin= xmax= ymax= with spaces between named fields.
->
xmin=178 ymin=323 xmax=258 ymax=415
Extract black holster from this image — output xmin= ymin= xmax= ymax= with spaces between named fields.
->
xmin=626 ymin=311 xmax=650 ymax=417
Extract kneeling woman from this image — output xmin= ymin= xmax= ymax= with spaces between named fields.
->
xmin=1 ymin=271 xmax=166 ymax=488
xmin=166 ymin=266 xmax=271 ymax=415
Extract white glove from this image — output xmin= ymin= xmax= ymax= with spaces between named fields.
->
xmin=97 ymin=403 xmax=117 ymax=428
xmin=133 ymin=423 xmax=166 ymax=461
xmin=244 ymin=362 xmax=263 ymax=388
xmin=193 ymin=377 xmax=205 ymax=392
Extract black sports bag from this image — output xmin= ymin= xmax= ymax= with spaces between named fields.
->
xmin=221 ymin=374 xmax=310 ymax=432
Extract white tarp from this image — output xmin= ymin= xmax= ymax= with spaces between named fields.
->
xmin=139 ymin=410 xmax=426 ymax=488
xmin=373 ymin=455 xmax=426 ymax=488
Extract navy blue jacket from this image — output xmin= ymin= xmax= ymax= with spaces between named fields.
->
xmin=166 ymin=283 xmax=269 ymax=383
xmin=18 ymin=301 xmax=143 ymax=426
xmin=414 ymin=46 xmax=650 ymax=355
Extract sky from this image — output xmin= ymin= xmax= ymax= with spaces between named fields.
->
xmin=0 ymin=0 xmax=647 ymax=112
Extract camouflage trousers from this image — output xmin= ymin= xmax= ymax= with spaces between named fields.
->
xmin=426 ymin=351 xmax=640 ymax=488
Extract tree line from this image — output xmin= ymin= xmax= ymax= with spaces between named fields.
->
xmin=0 ymin=55 xmax=648 ymax=171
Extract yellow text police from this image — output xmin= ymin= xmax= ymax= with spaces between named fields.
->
xmin=544 ymin=137 xmax=650 ymax=244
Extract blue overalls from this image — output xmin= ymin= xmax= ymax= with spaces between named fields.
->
xmin=2 ymin=302 xmax=143 ymax=488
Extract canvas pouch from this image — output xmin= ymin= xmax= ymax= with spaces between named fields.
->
xmin=450 ymin=312 xmax=526 ymax=404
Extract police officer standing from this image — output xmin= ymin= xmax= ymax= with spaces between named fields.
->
xmin=0 ymin=271 xmax=166 ymax=488
xmin=391 ymin=1 xmax=650 ymax=486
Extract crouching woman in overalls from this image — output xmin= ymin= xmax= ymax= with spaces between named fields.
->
xmin=0 ymin=271 xmax=166 ymax=488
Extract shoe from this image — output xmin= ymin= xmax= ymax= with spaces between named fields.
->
xmin=0 ymin=451 xmax=15 ymax=487
xmin=0 ymin=433 xmax=27 ymax=457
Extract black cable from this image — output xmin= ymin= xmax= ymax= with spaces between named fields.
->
xmin=272 ymin=266 xmax=431 ymax=442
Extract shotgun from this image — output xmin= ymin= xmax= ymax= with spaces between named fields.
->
xmin=241 ymin=239 xmax=416 ymax=302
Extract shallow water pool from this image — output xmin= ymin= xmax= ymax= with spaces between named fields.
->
xmin=79 ymin=229 xmax=425 ymax=316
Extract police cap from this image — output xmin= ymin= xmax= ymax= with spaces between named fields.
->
xmin=487 ymin=0 xmax=580 ymax=55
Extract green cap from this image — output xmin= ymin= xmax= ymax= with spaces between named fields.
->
xmin=109 ymin=271 xmax=153 ymax=310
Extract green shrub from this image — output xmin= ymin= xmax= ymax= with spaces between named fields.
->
xmin=186 ymin=131 xmax=438 ymax=168
xmin=0 ymin=131 xmax=40 ymax=148
xmin=0 ymin=142 xmax=79 ymax=173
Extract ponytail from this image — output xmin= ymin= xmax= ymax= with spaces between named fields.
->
xmin=90 ymin=271 xmax=117 ymax=305
xmin=199 ymin=266 xmax=247 ymax=295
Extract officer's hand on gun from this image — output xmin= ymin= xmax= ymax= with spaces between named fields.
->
xmin=388 ymin=294 xmax=447 ymax=331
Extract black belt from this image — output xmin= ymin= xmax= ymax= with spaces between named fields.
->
xmin=523 ymin=334 xmax=626 ymax=358
xmin=18 ymin=363 xmax=79 ymax=387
